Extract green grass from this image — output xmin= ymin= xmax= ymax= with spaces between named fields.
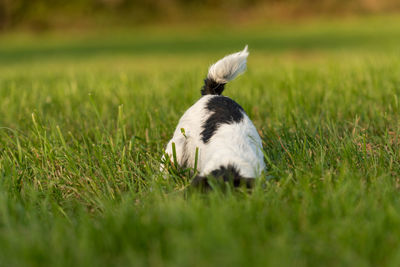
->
xmin=1 ymin=16 xmax=400 ymax=266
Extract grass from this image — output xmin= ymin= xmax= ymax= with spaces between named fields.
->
xmin=1 ymin=16 xmax=400 ymax=266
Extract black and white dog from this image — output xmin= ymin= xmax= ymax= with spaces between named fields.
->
xmin=162 ymin=46 xmax=265 ymax=188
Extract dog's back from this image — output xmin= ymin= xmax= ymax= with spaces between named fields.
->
xmin=163 ymin=46 xmax=265 ymax=188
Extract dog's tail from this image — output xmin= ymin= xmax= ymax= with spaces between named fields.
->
xmin=201 ymin=45 xmax=249 ymax=96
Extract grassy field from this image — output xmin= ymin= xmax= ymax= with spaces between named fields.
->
xmin=1 ymin=16 xmax=400 ymax=266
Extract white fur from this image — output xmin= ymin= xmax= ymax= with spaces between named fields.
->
xmin=162 ymin=46 xmax=265 ymax=179
xmin=207 ymin=45 xmax=249 ymax=84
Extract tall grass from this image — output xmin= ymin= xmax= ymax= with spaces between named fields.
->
xmin=1 ymin=18 xmax=400 ymax=266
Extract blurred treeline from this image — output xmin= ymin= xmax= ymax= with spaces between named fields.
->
xmin=1 ymin=0 xmax=400 ymax=31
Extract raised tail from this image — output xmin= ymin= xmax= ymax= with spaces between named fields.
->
xmin=201 ymin=45 xmax=249 ymax=96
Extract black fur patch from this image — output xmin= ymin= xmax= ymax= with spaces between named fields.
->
xmin=201 ymin=96 xmax=244 ymax=143
xmin=201 ymin=78 xmax=226 ymax=95
xmin=191 ymin=165 xmax=254 ymax=190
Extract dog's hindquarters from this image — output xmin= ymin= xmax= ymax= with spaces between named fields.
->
xmin=162 ymin=45 xmax=265 ymax=188
xmin=191 ymin=165 xmax=255 ymax=190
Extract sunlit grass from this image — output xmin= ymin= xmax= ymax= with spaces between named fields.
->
xmin=1 ymin=17 xmax=400 ymax=266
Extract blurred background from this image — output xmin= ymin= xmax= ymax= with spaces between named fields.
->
xmin=1 ymin=0 xmax=400 ymax=31
xmin=1 ymin=0 xmax=400 ymax=61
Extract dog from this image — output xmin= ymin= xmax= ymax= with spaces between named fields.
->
xmin=162 ymin=46 xmax=265 ymax=188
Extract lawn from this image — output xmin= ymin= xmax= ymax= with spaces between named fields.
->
xmin=1 ymin=16 xmax=400 ymax=266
